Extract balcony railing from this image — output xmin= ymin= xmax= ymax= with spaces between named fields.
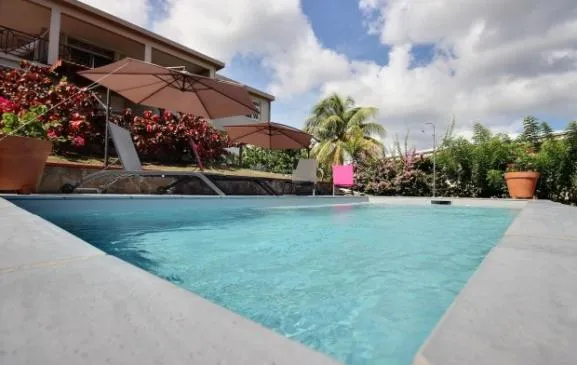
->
xmin=0 ymin=25 xmax=114 ymax=69
xmin=0 ymin=25 xmax=49 ymax=64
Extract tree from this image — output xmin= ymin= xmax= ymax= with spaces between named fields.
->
xmin=437 ymin=122 xmax=513 ymax=198
xmin=519 ymin=115 xmax=541 ymax=151
xmin=304 ymin=93 xmax=385 ymax=173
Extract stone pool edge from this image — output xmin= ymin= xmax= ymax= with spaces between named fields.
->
xmin=410 ymin=199 xmax=577 ymax=365
xmin=0 ymin=196 xmax=350 ymax=365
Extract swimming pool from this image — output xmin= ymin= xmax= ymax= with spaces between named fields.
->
xmin=10 ymin=197 xmax=517 ymax=365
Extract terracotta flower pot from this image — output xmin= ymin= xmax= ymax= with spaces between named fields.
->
xmin=0 ymin=135 xmax=52 ymax=193
xmin=504 ymin=171 xmax=540 ymax=199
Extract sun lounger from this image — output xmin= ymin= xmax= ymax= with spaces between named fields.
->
xmin=292 ymin=159 xmax=318 ymax=195
xmin=61 ymin=122 xmax=225 ymax=195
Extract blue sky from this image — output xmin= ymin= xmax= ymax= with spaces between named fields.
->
xmin=302 ymin=0 xmax=390 ymax=64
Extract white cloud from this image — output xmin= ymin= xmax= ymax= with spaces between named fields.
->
xmin=152 ymin=0 xmax=349 ymax=97
xmin=79 ymin=0 xmax=150 ymax=28
xmin=84 ymin=0 xmax=577 ymax=149
xmin=348 ymin=0 xmax=577 ymax=147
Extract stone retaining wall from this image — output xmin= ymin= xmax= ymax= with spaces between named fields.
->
xmin=38 ymin=164 xmax=332 ymax=195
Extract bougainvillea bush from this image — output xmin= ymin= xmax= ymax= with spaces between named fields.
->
xmin=0 ymin=61 xmax=102 ymax=152
xmin=354 ymin=148 xmax=430 ymax=196
xmin=116 ymin=109 xmax=231 ymax=164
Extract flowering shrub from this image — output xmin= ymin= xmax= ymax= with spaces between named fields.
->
xmin=116 ymin=109 xmax=231 ymax=164
xmin=0 ymin=61 xmax=100 ymax=150
xmin=355 ymin=149 xmax=430 ymax=196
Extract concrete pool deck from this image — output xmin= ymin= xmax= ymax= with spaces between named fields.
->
xmin=1 ymin=195 xmax=576 ymax=365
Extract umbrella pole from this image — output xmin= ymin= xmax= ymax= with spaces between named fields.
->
xmin=104 ymin=88 xmax=111 ymax=167
xmin=239 ymin=145 xmax=243 ymax=167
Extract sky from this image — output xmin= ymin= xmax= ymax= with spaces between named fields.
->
xmin=81 ymin=0 xmax=577 ymax=149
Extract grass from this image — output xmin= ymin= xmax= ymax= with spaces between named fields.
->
xmin=47 ymin=155 xmax=291 ymax=180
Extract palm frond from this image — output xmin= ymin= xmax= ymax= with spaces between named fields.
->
xmin=360 ymin=122 xmax=386 ymax=138
xmin=347 ymin=106 xmax=378 ymax=126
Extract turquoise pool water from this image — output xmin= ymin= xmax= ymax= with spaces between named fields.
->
xmin=18 ymin=200 xmax=516 ymax=365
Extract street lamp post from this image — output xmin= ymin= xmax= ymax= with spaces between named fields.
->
xmin=425 ymin=122 xmax=437 ymax=197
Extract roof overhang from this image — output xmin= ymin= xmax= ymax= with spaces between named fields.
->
xmin=216 ymin=74 xmax=275 ymax=101
xmin=44 ymin=0 xmax=226 ymax=71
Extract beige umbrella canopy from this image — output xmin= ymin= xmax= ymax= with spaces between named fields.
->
xmin=78 ymin=58 xmax=257 ymax=119
xmin=224 ymin=122 xmax=314 ymax=150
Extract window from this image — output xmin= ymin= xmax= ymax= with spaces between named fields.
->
xmin=247 ymin=100 xmax=261 ymax=120
xmin=65 ymin=37 xmax=115 ymax=68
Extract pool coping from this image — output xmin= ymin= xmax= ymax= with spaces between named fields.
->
xmin=2 ymin=195 xmax=575 ymax=365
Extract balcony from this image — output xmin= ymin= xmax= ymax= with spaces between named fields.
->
xmin=0 ymin=25 xmax=117 ymax=70
xmin=0 ymin=25 xmax=49 ymax=65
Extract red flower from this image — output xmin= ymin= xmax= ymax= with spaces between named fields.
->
xmin=69 ymin=119 xmax=84 ymax=131
xmin=0 ymin=96 xmax=16 ymax=113
xmin=71 ymin=136 xmax=85 ymax=147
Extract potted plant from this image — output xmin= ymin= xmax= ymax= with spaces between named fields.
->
xmin=504 ymin=146 xmax=540 ymax=199
xmin=0 ymin=102 xmax=55 ymax=193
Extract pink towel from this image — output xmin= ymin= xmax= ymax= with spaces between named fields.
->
xmin=333 ymin=165 xmax=354 ymax=187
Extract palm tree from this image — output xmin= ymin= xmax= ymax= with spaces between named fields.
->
xmin=305 ymin=93 xmax=385 ymax=171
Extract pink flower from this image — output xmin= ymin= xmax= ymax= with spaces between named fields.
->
xmin=71 ymin=136 xmax=85 ymax=147
xmin=0 ymin=96 xmax=16 ymax=113
xmin=47 ymin=130 xmax=58 ymax=139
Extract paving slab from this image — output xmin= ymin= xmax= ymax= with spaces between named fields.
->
xmin=505 ymin=201 xmax=577 ymax=238
xmin=368 ymin=196 xmax=528 ymax=209
xmin=416 ymin=245 xmax=577 ymax=365
xmin=0 ymin=254 xmax=341 ymax=365
xmin=499 ymin=234 xmax=577 ymax=257
xmin=0 ymin=200 xmax=103 ymax=271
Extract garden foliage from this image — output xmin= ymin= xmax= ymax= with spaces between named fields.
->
xmin=0 ymin=62 xmax=231 ymax=165
xmin=354 ymin=117 xmax=577 ymax=205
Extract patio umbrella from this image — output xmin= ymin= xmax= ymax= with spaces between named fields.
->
xmin=224 ymin=122 xmax=314 ymax=150
xmin=78 ymin=58 xmax=257 ymax=119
